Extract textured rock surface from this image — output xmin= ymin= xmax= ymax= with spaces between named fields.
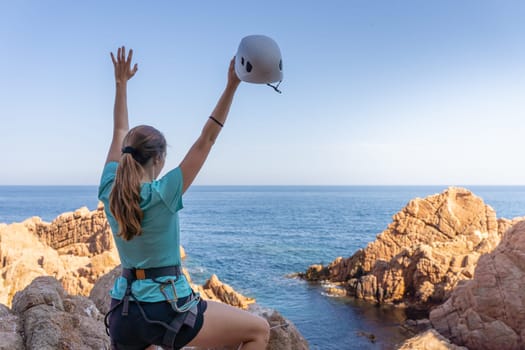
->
xmin=429 ymin=220 xmax=525 ymax=349
xmin=194 ymin=273 xmax=256 ymax=310
xmin=397 ymin=329 xmax=467 ymax=350
xmin=0 ymin=303 xmax=24 ymax=350
xmin=263 ymin=307 xmax=309 ymax=350
xmin=0 ymin=204 xmax=120 ymax=307
xmin=10 ymin=276 xmax=110 ymax=349
xmin=301 ymin=187 xmax=523 ymax=308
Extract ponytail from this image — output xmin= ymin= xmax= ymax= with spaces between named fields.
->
xmin=110 ymin=153 xmax=144 ymax=240
xmin=108 ymin=125 xmax=166 ymax=241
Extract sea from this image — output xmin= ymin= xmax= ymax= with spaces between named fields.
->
xmin=1 ymin=185 xmax=525 ymax=349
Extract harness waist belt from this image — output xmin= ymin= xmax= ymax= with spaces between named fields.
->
xmin=122 ymin=265 xmax=182 ymax=281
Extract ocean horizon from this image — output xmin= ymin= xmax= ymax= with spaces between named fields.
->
xmin=2 ymin=185 xmax=525 ymax=224
xmin=2 ymin=185 xmax=525 ymax=349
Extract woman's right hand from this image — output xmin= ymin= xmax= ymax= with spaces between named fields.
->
xmin=110 ymin=46 xmax=138 ymax=85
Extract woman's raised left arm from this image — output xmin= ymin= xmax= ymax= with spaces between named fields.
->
xmin=105 ymin=46 xmax=138 ymax=164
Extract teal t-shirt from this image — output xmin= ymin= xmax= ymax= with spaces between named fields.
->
xmin=98 ymin=161 xmax=192 ymax=302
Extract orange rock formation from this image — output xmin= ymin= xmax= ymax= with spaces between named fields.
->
xmin=301 ymin=187 xmax=523 ymax=309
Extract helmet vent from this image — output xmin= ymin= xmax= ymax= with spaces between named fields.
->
xmin=279 ymin=59 xmax=282 ymax=71
xmin=246 ymin=61 xmax=252 ymax=73
xmin=241 ymin=57 xmax=245 ymax=66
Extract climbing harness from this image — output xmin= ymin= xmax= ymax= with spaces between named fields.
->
xmin=104 ymin=265 xmax=201 ymax=349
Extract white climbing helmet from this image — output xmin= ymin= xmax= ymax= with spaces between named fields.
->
xmin=235 ymin=35 xmax=283 ymax=90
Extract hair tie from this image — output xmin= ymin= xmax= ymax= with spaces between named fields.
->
xmin=122 ymin=146 xmax=136 ymax=155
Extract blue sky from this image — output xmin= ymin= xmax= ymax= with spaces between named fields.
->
xmin=1 ymin=1 xmax=524 ymax=185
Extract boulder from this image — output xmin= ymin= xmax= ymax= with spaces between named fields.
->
xmin=11 ymin=276 xmax=110 ymax=349
xmin=429 ymin=220 xmax=525 ymax=349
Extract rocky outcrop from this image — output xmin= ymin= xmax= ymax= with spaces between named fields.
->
xmin=27 ymin=205 xmax=113 ymax=255
xmin=0 ymin=204 xmax=120 ymax=307
xmin=429 ymin=220 xmax=525 ymax=349
xmin=194 ymin=274 xmax=256 ymax=310
xmin=5 ymin=276 xmax=110 ymax=349
xmin=300 ymin=187 xmax=523 ymax=308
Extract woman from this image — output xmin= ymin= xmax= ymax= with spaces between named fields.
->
xmin=98 ymin=46 xmax=270 ymax=350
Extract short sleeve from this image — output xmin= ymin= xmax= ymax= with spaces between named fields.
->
xmin=98 ymin=162 xmax=118 ymax=201
xmin=156 ymin=167 xmax=184 ymax=212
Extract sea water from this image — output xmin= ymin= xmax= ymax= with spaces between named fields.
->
xmin=1 ymin=185 xmax=525 ymax=349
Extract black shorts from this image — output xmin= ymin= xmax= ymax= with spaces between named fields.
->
xmin=109 ymin=295 xmax=208 ymax=350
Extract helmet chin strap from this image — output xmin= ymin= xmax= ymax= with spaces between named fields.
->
xmin=267 ymin=81 xmax=282 ymax=94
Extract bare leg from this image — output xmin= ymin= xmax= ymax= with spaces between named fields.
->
xmin=187 ymin=301 xmax=270 ymax=350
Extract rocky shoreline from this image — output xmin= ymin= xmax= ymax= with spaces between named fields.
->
xmin=2 ymin=187 xmax=524 ymax=349
xmin=0 ymin=204 xmax=308 ymax=349
xmin=299 ymin=187 xmax=525 ymax=349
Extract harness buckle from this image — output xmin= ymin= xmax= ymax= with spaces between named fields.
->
xmin=135 ymin=269 xmax=146 ymax=280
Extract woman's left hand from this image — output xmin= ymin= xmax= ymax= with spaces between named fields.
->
xmin=227 ymin=57 xmax=241 ymax=88
xmin=111 ymin=46 xmax=138 ymax=85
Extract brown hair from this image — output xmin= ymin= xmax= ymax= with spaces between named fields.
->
xmin=109 ymin=125 xmax=167 ymax=241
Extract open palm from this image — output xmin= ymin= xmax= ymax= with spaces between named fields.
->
xmin=111 ymin=46 xmax=138 ymax=84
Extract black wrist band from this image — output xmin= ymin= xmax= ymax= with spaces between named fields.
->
xmin=209 ymin=116 xmax=224 ymax=128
